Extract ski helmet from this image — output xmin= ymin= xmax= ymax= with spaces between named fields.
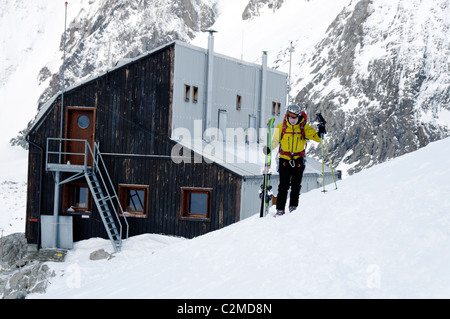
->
xmin=286 ymin=104 xmax=301 ymax=118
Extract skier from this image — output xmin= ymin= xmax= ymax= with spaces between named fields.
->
xmin=270 ymin=104 xmax=325 ymax=216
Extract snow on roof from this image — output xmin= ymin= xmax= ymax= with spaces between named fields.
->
xmin=171 ymin=137 xmax=331 ymax=178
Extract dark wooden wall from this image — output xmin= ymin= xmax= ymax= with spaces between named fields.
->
xmin=26 ymin=101 xmax=62 ymax=243
xmin=71 ymin=154 xmax=241 ymax=240
xmin=26 ymin=43 xmax=241 ymax=243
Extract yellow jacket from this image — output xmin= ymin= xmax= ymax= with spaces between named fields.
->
xmin=272 ymin=118 xmax=322 ymax=160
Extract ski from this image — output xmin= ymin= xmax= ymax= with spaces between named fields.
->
xmin=260 ymin=118 xmax=275 ymax=217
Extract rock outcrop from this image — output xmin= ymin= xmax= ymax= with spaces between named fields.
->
xmin=0 ymin=233 xmax=55 ymax=299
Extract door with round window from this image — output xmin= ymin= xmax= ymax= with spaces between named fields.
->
xmin=65 ymin=107 xmax=96 ymax=166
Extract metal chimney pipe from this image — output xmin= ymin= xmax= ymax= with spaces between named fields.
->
xmin=205 ymin=30 xmax=217 ymax=135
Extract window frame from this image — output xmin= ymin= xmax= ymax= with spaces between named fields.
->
xmin=118 ymin=184 xmax=149 ymax=218
xmin=236 ymin=95 xmax=242 ymax=111
xmin=184 ymin=84 xmax=191 ymax=102
xmin=272 ymin=102 xmax=282 ymax=116
xmin=62 ymin=182 xmax=93 ymax=214
xmin=180 ymin=187 xmax=213 ymax=221
xmin=193 ymin=86 xmax=199 ymax=103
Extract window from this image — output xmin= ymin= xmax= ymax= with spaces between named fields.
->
xmin=184 ymin=84 xmax=199 ymax=103
xmin=180 ymin=187 xmax=212 ymax=220
xmin=63 ymin=183 xmax=92 ymax=213
xmin=119 ymin=184 xmax=149 ymax=218
xmin=272 ymin=102 xmax=282 ymax=116
xmin=236 ymin=95 xmax=242 ymax=111
xmin=193 ymin=86 xmax=199 ymax=103
xmin=184 ymin=84 xmax=191 ymax=102
xmin=77 ymin=115 xmax=90 ymax=129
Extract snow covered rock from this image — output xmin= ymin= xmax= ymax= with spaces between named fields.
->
xmin=89 ymin=249 xmax=114 ymax=261
xmin=1 ymin=263 xmax=55 ymax=299
xmin=242 ymin=0 xmax=286 ymax=20
xmin=294 ymin=0 xmax=450 ymax=175
xmin=0 ymin=233 xmax=27 ymax=269
xmin=37 ymin=0 xmax=218 ymax=105
xmin=0 ymin=233 xmax=56 ymax=299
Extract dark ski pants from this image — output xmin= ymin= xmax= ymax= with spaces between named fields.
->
xmin=276 ymin=157 xmax=306 ymax=211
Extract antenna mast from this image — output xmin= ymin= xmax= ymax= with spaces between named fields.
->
xmin=59 ymin=2 xmax=68 ymax=163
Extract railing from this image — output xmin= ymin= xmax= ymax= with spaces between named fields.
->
xmin=91 ymin=141 xmax=129 ymax=241
xmin=46 ymin=138 xmax=92 ymax=171
xmin=46 ymin=137 xmax=129 ymax=244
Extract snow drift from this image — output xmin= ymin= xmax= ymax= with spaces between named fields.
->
xmin=27 ymin=136 xmax=450 ymax=299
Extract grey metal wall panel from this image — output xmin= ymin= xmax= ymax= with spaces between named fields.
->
xmin=211 ymin=55 xmax=259 ymax=130
xmin=265 ymin=71 xmax=288 ymax=126
xmin=172 ymin=42 xmax=288 ymax=141
xmin=41 ymin=215 xmax=74 ymax=249
xmin=173 ymin=44 xmax=208 ymax=136
xmin=240 ymin=176 xmax=275 ymax=219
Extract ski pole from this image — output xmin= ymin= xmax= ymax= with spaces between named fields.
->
xmin=317 ymin=113 xmax=327 ymax=192
xmin=316 ymin=113 xmax=338 ymax=192
xmin=323 ymin=138 xmax=338 ymax=190
xmin=321 ymin=136 xmax=326 ymax=192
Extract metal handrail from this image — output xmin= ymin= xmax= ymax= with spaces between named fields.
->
xmin=91 ymin=142 xmax=129 ymax=240
xmin=46 ymin=137 xmax=90 ymax=169
xmin=46 ymin=137 xmax=129 ymax=245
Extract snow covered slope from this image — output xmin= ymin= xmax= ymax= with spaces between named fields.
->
xmin=27 ymin=136 xmax=450 ymax=299
xmin=0 ymin=181 xmax=26 ymax=237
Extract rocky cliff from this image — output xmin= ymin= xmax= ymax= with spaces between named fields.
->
xmin=292 ymin=0 xmax=450 ymax=175
xmin=37 ymin=0 xmax=218 ymax=105
xmin=242 ymin=0 xmax=286 ymax=20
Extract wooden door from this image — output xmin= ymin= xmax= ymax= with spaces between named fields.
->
xmin=65 ymin=107 xmax=96 ymax=166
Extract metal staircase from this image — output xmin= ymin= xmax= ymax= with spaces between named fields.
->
xmin=46 ymin=138 xmax=129 ymax=252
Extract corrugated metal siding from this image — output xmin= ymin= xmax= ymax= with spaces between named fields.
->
xmin=172 ymin=43 xmax=288 ymax=139
xmin=213 ymin=55 xmax=261 ymax=129
xmin=172 ymin=44 xmax=207 ymax=134
xmin=240 ymin=176 xmax=271 ymax=219
xmin=264 ymin=70 xmax=288 ymax=127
